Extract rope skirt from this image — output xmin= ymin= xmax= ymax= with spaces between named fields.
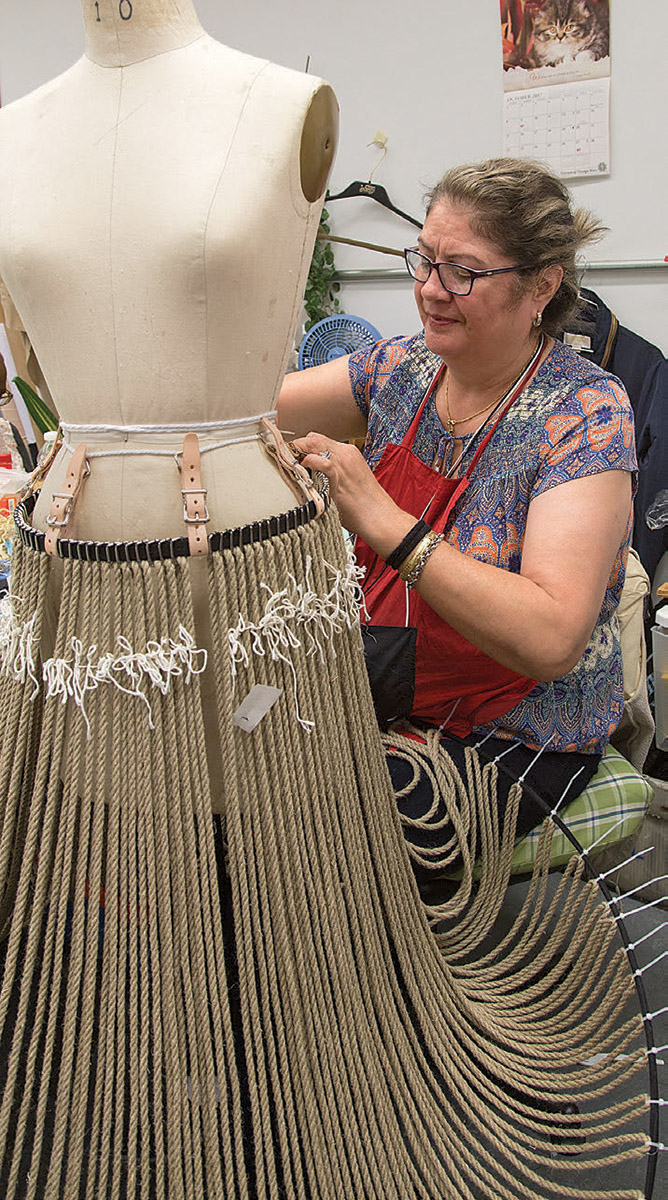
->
xmin=0 ymin=507 xmax=654 ymax=1198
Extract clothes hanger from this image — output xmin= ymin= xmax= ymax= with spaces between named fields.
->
xmin=326 ymin=145 xmax=422 ymax=230
xmin=326 ymin=180 xmax=422 ymax=229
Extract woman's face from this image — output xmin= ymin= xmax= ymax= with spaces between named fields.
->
xmin=414 ymin=199 xmax=543 ymax=367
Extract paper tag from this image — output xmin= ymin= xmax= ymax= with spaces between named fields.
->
xmin=563 ymin=332 xmax=592 ymax=352
xmin=233 ymin=685 xmax=283 ymax=733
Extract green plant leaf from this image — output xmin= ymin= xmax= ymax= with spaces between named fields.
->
xmin=12 ymin=376 xmax=59 ymax=434
xmin=303 ymin=207 xmax=342 ymax=330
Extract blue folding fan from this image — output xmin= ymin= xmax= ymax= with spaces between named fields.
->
xmin=298 ymin=315 xmax=382 ymax=369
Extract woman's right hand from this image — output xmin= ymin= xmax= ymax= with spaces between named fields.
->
xmin=291 ymin=432 xmax=414 ymax=551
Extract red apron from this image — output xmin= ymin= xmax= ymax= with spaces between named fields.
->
xmin=356 ymin=367 xmax=539 ymax=736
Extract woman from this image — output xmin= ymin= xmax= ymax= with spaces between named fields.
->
xmin=280 ymin=157 xmax=636 ymax=874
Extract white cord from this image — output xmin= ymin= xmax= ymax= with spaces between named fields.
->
xmin=645 ymin=1005 xmax=668 ymax=1021
xmin=63 ymin=433 xmax=262 ymax=460
xmin=612 ymin=896 xmax=666 ymax=920
xmin=60 ymin=412 xmax=277 ymax=460
xmin=584 ymin=813 xmax=632 ymax=855
xmin=545 ymin=764 xmax=587 ymax=819
xmin=607 ymin=875 xmax=668 ymax=906
xmin=517 ymin=738 xmax=548 ymax=783
xmin=595 ymin=847 xmax=655 ymax=883
xmin=62 ymin=412 xmax=276 ymax=437
xmin=626 ymin=921 xmax=668 ymax=952
xmin=633 ymin=949 xmax=668 ymax=977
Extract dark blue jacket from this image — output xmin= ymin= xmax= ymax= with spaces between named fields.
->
xmin=561 ymin=288 xmax=667 ymax=583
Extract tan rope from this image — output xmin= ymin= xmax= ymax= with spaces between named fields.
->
xmin=0 ymin=505 xmax=654 ymax=1198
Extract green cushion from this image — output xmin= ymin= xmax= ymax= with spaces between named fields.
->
xmin=509 ymin=745 xmax=652 ymax=875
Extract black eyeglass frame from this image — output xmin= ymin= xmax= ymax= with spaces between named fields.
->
xmin=404 ymin=247 xmax=528 ymax=296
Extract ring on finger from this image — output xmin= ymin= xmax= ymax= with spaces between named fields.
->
xmin=320 ymin=449 xmax=331 ymax=460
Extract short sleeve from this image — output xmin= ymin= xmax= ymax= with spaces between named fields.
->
xmin=348 ymin=337 xmax=412 ymax=418
xmin=532 ymin=377 xmax=637 ymax=498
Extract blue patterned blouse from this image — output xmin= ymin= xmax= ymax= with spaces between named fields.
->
xmin=348 ymin=332 xmax=638 ymax=754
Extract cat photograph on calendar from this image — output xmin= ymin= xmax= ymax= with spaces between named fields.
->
xmin=501 ymin=0 xmax=610 ymax=90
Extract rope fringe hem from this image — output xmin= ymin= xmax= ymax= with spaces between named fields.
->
xmin=0 ymin=512 xmax=658 ymax=1199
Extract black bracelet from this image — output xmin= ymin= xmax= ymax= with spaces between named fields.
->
xmin=385 ymin=519 xmax=432 ymax=571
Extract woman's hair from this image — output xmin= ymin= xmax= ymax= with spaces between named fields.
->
xmin=425 ymin=157 xmax=607 ymax=334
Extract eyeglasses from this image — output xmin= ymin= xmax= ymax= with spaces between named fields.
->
xmin=404 ymin=248 xmax=527 ymax=296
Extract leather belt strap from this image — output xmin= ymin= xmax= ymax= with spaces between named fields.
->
xmin=29 ymin=426 xmax=62 ymax=495
xmin=260 ymin=418 xmax=325 ymax=517
xmin=44 ymin=443 xmax=89 ymax=556
xmin=180 ymin=432 xmax=209 ymax=556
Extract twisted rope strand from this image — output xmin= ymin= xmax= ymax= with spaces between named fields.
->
xmin=0 ymin=508 xmax=654 ymax=1200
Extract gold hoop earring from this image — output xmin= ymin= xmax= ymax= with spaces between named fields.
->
xmin=532 ymin=311 xmax=543 ymax=328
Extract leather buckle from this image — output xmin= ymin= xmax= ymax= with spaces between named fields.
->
xmin=44 ymin=444 xmax=89 ymax=556
xmin=179 ymin=433 xmax=209 ymax=556
xmin=45 ymin=492 xmax=77 ymax=527
xmin=181 ymin=488 xmax=210 ymax=525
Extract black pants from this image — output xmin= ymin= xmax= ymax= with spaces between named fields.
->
xmin=387 ymin=730 xmax=601 ymax=891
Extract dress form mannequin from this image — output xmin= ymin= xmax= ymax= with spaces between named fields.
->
xmin=0 ymin=0 xmax=338 ymax=540
xmin=0 ymin=0 xmax=338 ymax=804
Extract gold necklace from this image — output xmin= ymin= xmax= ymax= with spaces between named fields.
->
xmin=442 ymin=337 xmax=545 ymax=437
xmin=442 ymin=374 xmax=498 ymax=437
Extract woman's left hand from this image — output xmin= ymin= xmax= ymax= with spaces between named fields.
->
xmin=292 ymin=433 xmax=409 ymax=551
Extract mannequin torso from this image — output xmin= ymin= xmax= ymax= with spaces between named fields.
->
xmin=0 ymin=0 xmax=338 ymax=539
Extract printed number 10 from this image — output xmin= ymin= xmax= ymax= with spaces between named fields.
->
xmin=94 ymin=1 xmax=132 ymax=18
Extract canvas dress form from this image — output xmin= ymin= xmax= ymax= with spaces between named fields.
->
xmin=0 ymin=3 xmax=338 ymax=804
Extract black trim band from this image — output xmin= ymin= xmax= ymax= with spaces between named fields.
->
xmin=14 ymin=483 xmax=329 ymax=565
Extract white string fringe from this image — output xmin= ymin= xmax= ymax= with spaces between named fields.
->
xmin=1 ymin=563 xmax=208 ymax=729
xmin=0 ymin=590 xmax=39 ymax=695
xmin=228 ymin=545 xmax=365 ymax=732
xmin=42 ymin=625 xmax=207 ymax=734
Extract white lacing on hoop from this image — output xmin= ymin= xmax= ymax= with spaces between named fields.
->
xmin=60 ymin=412 xmax=277 ymax=459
